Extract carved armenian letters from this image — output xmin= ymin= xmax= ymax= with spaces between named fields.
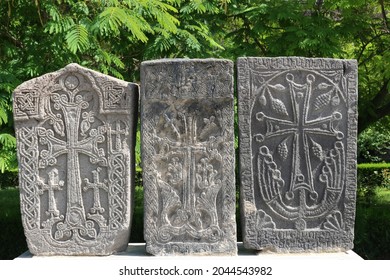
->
xmin=238 ymin=57 xmax=358 ymax=252
xmin=141 ymin=59 xmax=237 ymax=255
xmin=13 ymin=64 xmax=138 ymax=255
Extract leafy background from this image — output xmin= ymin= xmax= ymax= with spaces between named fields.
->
xmin=0 ymin=0 xmax=389 ymax=259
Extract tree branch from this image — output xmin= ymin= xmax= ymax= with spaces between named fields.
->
xmin=372 ymin=78 xmax=390 ymax=108
xmin=359 ymin=79 xmax=390 ymax=133
xmin=0 ymin=30 xmax=24 ymax=48
xmin=357 ymin=32 xmax=389 ymax=63
xmin=379 ymin=0 xmax=389 ymax=30
xmin=242 ymin=16 xmax=267 ymax=55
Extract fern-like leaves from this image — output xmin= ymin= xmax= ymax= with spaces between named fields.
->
xmin=66 ymin=24 xmax=90 ymax=54
xmin=97 ymin=7 xmax=152 ymax=42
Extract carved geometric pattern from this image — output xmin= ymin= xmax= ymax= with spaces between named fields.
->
xmin=13 ymin=63 xmax=138 ymax=255
xmin=14 ymin=90 xmax=40 ymax=118
xmin=238 ymin=57 xmax=358 ymax=252
xmin=108 ymin=154 xmax=127 ymax=230
xmin=141 ymin=59 xmax=236 ymax=255
xmin=101 ymin=81 xmax=132 ymax=111
xmin=17 ymin=127 xmax=40 ymax=231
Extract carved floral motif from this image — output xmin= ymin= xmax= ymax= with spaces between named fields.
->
xmin=141 ymin=59 xmax=236 ymax=255
xmin=153 ymin=111 xmax=224 ymax=243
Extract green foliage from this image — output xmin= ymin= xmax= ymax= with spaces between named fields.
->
xmin=66 ymin=23 xmax=90 ymax=53
xmin=0 ymin=188 xmax=27 ymax=259
xmin=225 ymin=0 xmax=345 ymax=57
xmin=143 ymin=0 xmax=225 ymax=59
xmin=0 ymin=143 xmax=17 ymax=173
xmin=355 ymin=187 xmax=390 ymax=259
xmin=357 ymin=163 xmax=390 ymax=205
xmin=130 ymin=185 xmax=144 ymax=243
xmin=0 ymin=0 xmax=390 ymax=257
xmin=0 ymin=71 xmax=18 ymax=173
xmin=0 ymin=171 xmax=18 ymax=190
xmin=358 ymin=118 xmax=390 ymax=163
xmin=358 ymin=163 xmax=390 ymax=169
xmin=224 ymin=0 xmax=389 ymax=132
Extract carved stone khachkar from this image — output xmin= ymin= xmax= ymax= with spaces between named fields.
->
xmin=13 ymin=63 xmax=138 ymax=255
xmin=141 ymin=59 xmax=237 ymax=255
xmin=238 ymin=57 xmax=358 ymax=252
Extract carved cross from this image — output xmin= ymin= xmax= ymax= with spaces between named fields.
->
xmin=83 ymin=167 xmax=108 ymax=214
xmin=38 ymin=168 xmax=64 ymax=218
xmin=161 ymin=114 xmax=208 ymax=225
xmin=39 ymin=85 xmax=106 ymax=233
xmin=256 ymin=74 xmax=341 ymax=201
xmin=110 ymin=120 xmax=128 ymax=151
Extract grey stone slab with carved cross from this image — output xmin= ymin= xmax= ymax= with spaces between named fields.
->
xmin=237 ymin=57 xmax=358 ymax=252
xmin=141 ymin=59 xmax=237 ymax=255
xmin=13 ymin=63 xmax=138 ymax=255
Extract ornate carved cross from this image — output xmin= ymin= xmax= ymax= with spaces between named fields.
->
xmin=256 ymin=73 xmax=341 ymax=200
xmin=164 ymin=114 xmax=207 ymax=219
xmin=38 ymin=75 xmax=106 ymax=239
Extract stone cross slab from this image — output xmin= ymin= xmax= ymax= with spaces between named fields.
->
xmin=13 ymin=63 xmax=138 ymax=255
xmin=237 ymin=57 xmax=358 ymax=252
xmin=141 ymin=59 xmax=237 ymax=255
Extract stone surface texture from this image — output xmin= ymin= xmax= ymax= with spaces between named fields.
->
xmin=13 ymin=63 xmax=138 ymax=255
xmin=237 ymin=57 xmax=358 ymax=252
xmin=141 ymin=59 xmax=237 ymax=255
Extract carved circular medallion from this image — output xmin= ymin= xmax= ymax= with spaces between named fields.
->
xmin=295 ymin=218 xmax=306 ymax=231
xmin=64 ymin=75 xmax=80 ymax=90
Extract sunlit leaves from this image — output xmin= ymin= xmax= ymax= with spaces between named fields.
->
xmin=97 ymin=7 xmax=151 ymax=42
xmin=66 ymin=24 xmax=90 ymax=53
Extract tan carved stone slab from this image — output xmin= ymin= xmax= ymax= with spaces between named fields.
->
xmin=13 ymin=63 xmax=138 ymax=255
xmin=141 ymin=59 xmax=237 ymax=255
xmin=237 ymin=57 xmax=358 ymax=252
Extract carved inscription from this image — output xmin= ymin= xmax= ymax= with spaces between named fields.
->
xmin=13 ymin=64 xmax=138 ymax=255
xmin=238 ymin=57 xmax=358 ymax=252
xmin=141 ymin=59 xmax=236 ymax=255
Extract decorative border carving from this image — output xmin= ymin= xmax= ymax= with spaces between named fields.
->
xmin=13 ymin=64 xmax=138 ymax=255
xmin=238 ymin=57 xmax=358 ymax=252
xmin=141 ymin=59 xmax=237 ymax=255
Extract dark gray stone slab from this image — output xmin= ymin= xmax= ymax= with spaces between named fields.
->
xmin=237 ymin=57 xmax=358 ymax=252
xmin=13 ymin=63 xmax=138 ymax=255
xmin=141 ymin=59 xmax=237 ymax=255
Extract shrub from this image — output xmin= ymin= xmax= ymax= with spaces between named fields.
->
xmin=357 ymin=163 xmax=390 ymax=205
xmin=357 ymin=119 xmax=390 ymax=163
xmin=354 ymin=196 xmax=390 ymax=259
xmin=0 ymin=171 xmax=18 ymax=190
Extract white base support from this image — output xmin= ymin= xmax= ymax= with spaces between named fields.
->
xmin=16 ymin=242 xmax=363 ymax=260
xmin=8 ymin=243 xmax=385 ymax=280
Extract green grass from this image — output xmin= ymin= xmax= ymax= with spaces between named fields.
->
xmin=375 ymin=187 xmax=390 ymax=203
xmin=0 ymin=188 xmax=27 ymax=259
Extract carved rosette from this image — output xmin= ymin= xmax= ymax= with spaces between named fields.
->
xmin=13 ymin=64 xmax=138 ymax=255
xmin=238 ymin=57 xmax=358 ymax=252
xmin=141 ymin=59 xmax=236 ymax=255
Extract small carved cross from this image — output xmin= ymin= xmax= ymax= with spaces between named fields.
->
xmin=110 ymin=120 xmax=128 ymax=151
xmin=38 ymin=168 xmax=64 ymax=218
xmin=83 ymin=167 xmax=108 ymax=214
